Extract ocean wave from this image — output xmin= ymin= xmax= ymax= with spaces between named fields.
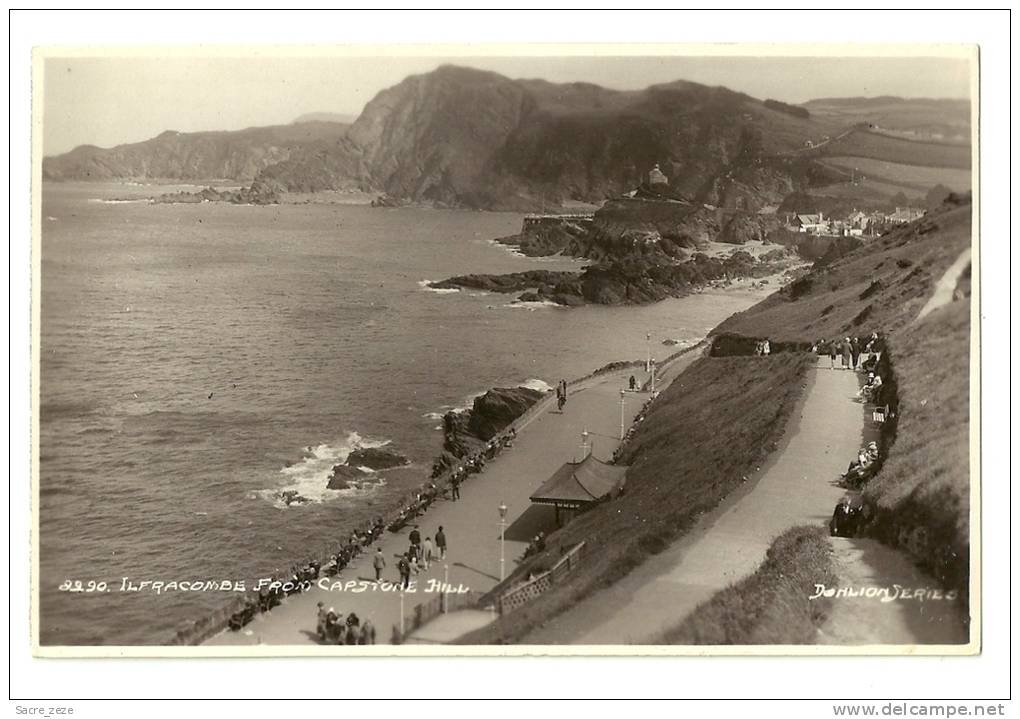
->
xmin=417 ymin=279 xmax=460 ymax=295
xmin=520 ymin=378 xmax=553 ymax=392
xmin=261 ymin=431 xmax=391 ymax=507
xmin=88 ymin=198 xmax=150 ymax=204
xmin=499 ymin=300 xmax=561 ymax=311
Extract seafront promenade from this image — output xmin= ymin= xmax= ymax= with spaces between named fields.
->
xmin=205 ymin=358 xmax=695 ymax=647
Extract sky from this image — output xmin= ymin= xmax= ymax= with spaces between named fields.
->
xmin=42 ymin=54 xmax=972 ymax=155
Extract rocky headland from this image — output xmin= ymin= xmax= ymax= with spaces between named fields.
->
xmin=432 ymin=386 xmax=546 ymax=476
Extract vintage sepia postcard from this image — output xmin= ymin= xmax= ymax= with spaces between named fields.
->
xmin=31 ymin=43 xmax=979 ymax=658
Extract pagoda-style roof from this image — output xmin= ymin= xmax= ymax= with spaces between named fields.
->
xmin=529 ymin=453 xmax=627 ymax=508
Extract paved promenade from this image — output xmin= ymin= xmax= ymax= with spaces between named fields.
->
xmin=205 ymin=360 xmax=687 ymax=647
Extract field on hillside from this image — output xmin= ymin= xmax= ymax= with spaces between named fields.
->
xmin=819 ymin=130 xmax=971 ymax=170
xmin=457 ymin=352 xmax=814 ymax=644
xmin=822 ymin=156 xmax=972 ymax=193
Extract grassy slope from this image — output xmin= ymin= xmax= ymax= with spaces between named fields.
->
xmin=656 ymin=526 xmax=836 ymax=645
xmin=716 ymin=196 xmax=973 ymax=602
xmin=457 ymin=352 xmax=814 ymax=644
xmin=818 ymin=130 xmax=971 ymax=169
xmin=716 ymin=197 xmax=971 ymax=342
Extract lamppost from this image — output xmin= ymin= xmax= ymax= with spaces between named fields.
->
xmin=498 ymin=501 xmax=508 ymax=582
xmin=442 ymin=563 xmax=449 ymax=613
xmin=619 ymin=389 xmax=626 ymax=440
xmin=582 ymin=429 xmax=589 ymax=460
xmin=650 ymin=358 xmax=656 ymax=395
xmin=399 ymin=587 xmax=405 ymax=640
xmin=646 ymin=332 xmax=651 ymax=372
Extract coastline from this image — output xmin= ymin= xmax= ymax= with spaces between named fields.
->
xmin=177 ymin=278 xmax=778 ymax=647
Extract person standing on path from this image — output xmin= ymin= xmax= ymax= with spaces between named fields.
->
xmin=841 ymin=337 xmax=852 ymax=370
xmin=397 ymin=554 xmax=411 ymax=590
xmin=829 ymin=339 xmax=838 ymax=369
xmin=450 ymin=474 xmax=461 ymax=501
xmin=372 ymin=547 xmax=386 ymax=582
xmin=409 ymin=525 xmax=421 ymax=550
xmin=423 ymin=536 xmax=434 ymax=570
xmin=436 ymin=526 xmax=447 ymax=560
xmin=851 ymin=337 xmax=861 ymax=370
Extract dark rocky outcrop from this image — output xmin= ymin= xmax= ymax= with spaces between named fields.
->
xmin=152 ymin=180 xmax=281 ymax=205
xmin=429 ymin=270 xmax=581 ymax=294
xmin=433 ymin=386 xmax=545 ymax=474
xmin=345 ymin=447 xmax=409 ymax=470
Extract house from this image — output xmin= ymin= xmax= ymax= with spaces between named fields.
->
xmin=648 ymin=164 xmax=669 ymax=186
xmin=792 ymin=212 xmax=829 ymax=234
xmin=887 ymin=206 xmax=925 ymax=224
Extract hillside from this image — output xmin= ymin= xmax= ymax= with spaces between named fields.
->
xmin=42 ymin=120 xmax=350 ymax=182
xmin=44 ymin=70 xmax=972 ymax=215
xmin=802 ymin=96 xmax=970 ymax=143
xmin=717 ymin=194 xmax=973 ymax=602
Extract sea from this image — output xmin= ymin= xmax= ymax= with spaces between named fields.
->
xmin=39 ymin=182 xmax=763 ymax=645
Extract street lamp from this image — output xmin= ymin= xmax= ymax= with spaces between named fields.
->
xmin=582 ymin=429 xmax=589 ymax=459
xmin=620 ymin=389 xmax=626 ymax=440
xmin=442 ymin=563 xmax=449 ymax=614
xmin=650 ymin=358 xmax=656 ymax=395
xmin=646 ymin=332 xmax=651 ymax=372
xmin=498 ymin=501 xmax=508 ymax=582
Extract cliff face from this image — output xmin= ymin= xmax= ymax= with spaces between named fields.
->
xmin=42 ymin=121 xmax=350 ymax=182
xmin=44 ymin=66 xmax=849 ymax=210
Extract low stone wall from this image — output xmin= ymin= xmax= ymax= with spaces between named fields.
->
xmin=496 ymin=542 xmax=586 ymax=615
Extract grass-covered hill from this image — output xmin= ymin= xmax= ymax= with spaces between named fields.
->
xmin=42 ymin=121 xmax=351 ymax=182
xmin=716 ymin=194 xmax=973 ymax=601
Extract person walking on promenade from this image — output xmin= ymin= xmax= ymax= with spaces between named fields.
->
xmin=436 ymin=526 xmax=447 ymax=560
xmin=423 ymin=536 xmax=434 ymax=570
xmin=398 ymin=554 xmax=411 ymax=590
xmin=829 ymin=339 xmax=838 ymax=369
xmin=372 ymin=547 xmax=386 ymax=582
xmin=841 ymin=337 xmax=852 ymax=370
xmin=316 ymin=601 xmax=328 ymax=642
xmin=360 ymin=619 xmax=376 ymax=645
xmin=409 ymin=524 xmax=421 ymax=550
xmin=851 ymin=336 xmax=861 ymax=371
xmin=450 ymin=474 xmax=461 ymax=501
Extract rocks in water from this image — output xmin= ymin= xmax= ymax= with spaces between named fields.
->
xmin=153 ymin=179 xmax=280 ymax=205
xmin=276 ymin=490 xmax=311 ymax=506
xmin=467 ymin=387 xmax=544 ymax=441
xmin=440 ymin=386 xmax=545 ymax=464
xmin=326 ymin=447 xmax=409 ymax=489
xmin=346 ymin=447 xmax=409 ymax=470
xmin=429 ymin=270 xmax=581 ymax=294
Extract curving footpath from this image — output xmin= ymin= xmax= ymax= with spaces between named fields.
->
xmin=525 ymin=356 xmax=966 ymax=646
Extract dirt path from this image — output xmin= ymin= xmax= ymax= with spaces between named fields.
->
xmin=523 ymin=357 xmax=863 ymax=645
xmin=916 ymin=247 xmax=971 ymax=322
xmin=204 ymin=358 xmax=697 ymax=647
xmin=818 ymin=538 xmax=968 ymax=645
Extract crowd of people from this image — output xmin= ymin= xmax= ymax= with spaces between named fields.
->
xmin=841 ymin=440 xmax=881 ymax=489
xmin=816 ymin=333 xmax=883 ymax=374
xmin=315 ymin=603 xmax=376 ymax=645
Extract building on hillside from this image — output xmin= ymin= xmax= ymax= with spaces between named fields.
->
xmin=887 ymin=206 xmax=926 ymax=224
xmin=648 ymin=164 xmax=669 ymax=186
xmin=792 ymin=212 xmax=829 ymax=234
